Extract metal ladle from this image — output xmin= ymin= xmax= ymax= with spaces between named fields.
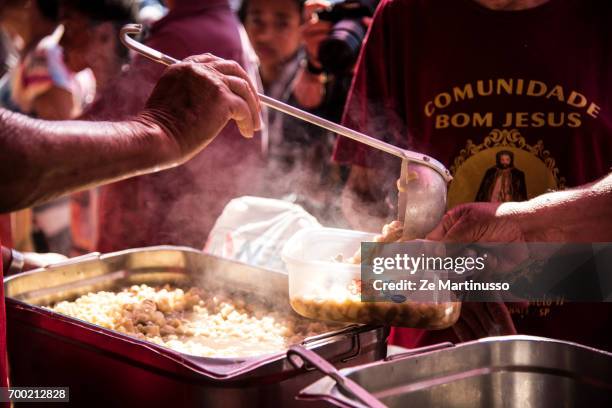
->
xmin=120 ymin=24 xmax=452 ymax=239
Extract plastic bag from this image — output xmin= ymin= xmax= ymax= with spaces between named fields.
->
xmin=204 ymin=196 xmax=320 ymax=272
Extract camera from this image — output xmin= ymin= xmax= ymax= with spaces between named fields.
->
xmin=316 ymin=0 xmax=380 ymax=74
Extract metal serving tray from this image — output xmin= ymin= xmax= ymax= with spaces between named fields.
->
xmin=297 ymin=335 xmax=612 ymax=407
xmin=4 ymin=246 xmax=388 ymax=407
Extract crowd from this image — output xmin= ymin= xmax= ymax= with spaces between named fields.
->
xmin=0 ymin=0 xmax=610 ymax=391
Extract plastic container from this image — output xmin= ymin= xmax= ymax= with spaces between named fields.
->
xmin=282 ymin=227 xmax=461 ymax=329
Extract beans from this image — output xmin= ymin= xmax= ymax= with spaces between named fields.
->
xmin=290 ymin=293 xmax=460 ymax=329
xmin=306 ymin=221 xmax=462 ymax=328
xmin=50 ymin=284 xmax=338 ymax=358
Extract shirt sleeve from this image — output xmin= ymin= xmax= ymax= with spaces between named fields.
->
xmin=332 ymin=0 xmax=409 ymax=168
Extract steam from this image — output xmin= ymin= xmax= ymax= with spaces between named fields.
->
xmin=326 ymin=94 xmax=408 ymax=231
xmin=83 ymin=53 xmax=405 ymax=252
xmin=81 ymin=55 xmax=268 ymax=251
xmin=256 ymin=112 xmax=352 ymax=230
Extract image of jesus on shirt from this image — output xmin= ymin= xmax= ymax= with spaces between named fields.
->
xmin=475 ymin=150 xmax=528 ymax=203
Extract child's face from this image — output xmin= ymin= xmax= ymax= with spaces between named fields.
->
xmin=244 ymin=0 xmax=303 ymax=70
xmin=60 ymin=8 xmax=114 ymax=74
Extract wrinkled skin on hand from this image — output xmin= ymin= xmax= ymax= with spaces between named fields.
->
xmin=427 ymin=203 xmax=532 ymax=277
xmin=364 ymin=205 xmax=525 ymax=341
xmin=141 ymin=54 xmax=262 ymax=165
xmin=426 ymin=203 xmax=529 ymax=341
xmin=426 ymin=203 xmax=524 ymax=243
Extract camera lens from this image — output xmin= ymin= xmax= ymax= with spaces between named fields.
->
xmin=318 ymin=18 xmax=366 ymax=74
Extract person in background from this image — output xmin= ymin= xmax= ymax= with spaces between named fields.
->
xmin=91 ymin=0 xmax=265 ymax=252
xmin=0 ymin=0 xmax=94 ymax=255
xmin=333 ymin=0 xmax=611 ymax=350
xmin=60 ymin=0 xmax=136 ymax=105
xmin=0 ymin=50 xmax=262 ymax=393
xmin=0 ymin=0 xmax=82 ymax=119
xmin=241 ymin=0 xmax=356 ymax=225
xmin=58 ymin=0 xmax=138 ymax=255
xmin=240 ymin=0 xmax=304 ymax=104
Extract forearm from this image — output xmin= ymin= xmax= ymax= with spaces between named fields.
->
xmin=498 ymin=173 xmax=612 ymax=241
xmin=0 ymin=109 xmax=176 ymax=212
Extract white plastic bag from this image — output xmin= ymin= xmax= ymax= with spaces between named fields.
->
xmin=204 ymin=196 xmax=321 ymax=272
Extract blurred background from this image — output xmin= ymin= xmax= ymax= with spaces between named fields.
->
xmin=0 ymin=0 xmax=379 ymax=260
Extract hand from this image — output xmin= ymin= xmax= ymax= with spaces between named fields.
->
xmin=301 ymin=0 xmax=333 ymax=69
xmin=301 ymin=1 xmax=373 ymax=70
xmin=426 ymin=203 xmax=528 ymax=342
xmin=22 ymin=252 xmax=68 ymax=272
xmin=426 ymin=202 xmax=537 ymax=274
xmin=426 ymin=202 xmax=524 ymax=243
xmin=141 ymin=54 xmax=262 ymax=164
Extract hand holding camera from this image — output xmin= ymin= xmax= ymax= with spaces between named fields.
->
xmin=302 ymin=0 xmax=334 ymax=73
xmin=302 ymin=0 xmax=379 ymax=75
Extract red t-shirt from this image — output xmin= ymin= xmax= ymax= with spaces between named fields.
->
xmin=334 ymin=0 xmax=612 ymax=350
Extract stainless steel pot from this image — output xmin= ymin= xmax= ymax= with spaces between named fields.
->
xmin=296 ymin=335 xmax=612 ymax=407
xmin=4 ymin=246 xmax=388 ymax=407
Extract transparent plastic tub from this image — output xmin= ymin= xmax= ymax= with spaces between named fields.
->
xmin=282 ymin=227 xmax=461 ymax=329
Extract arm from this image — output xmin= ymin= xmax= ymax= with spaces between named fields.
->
xmin=0 ymin=54 xmax=261 ymax=212
xmin=427 ymin=173 xmax=612 ymax=243
xmin=292 ymin=0 xmax=331 ymax=110
xmin=292 ymin=66 xmax=326 ymax=110
xmin=501 ymin=173 xmax=612 ymax=242
xmin=0 ymin=109 xmax=170 ymax=211
xmin=425 ymin=175 xmax=612 ymax=342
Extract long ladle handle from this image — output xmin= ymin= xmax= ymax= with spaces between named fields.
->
xmin=119 ymin=24 xmax=452 ymax=182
